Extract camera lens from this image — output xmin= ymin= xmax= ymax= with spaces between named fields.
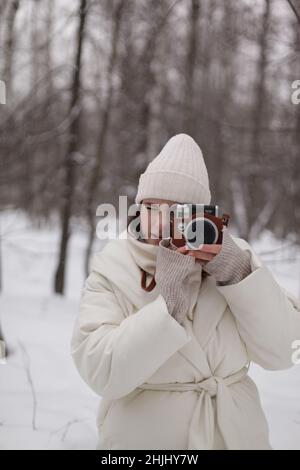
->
xmin=185 ymin=218 xmax=218 ymax=248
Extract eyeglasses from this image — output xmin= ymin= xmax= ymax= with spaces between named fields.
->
xmin=141 ymin=203 xmax=175 ymax=225
xmin=142 ymin=203 xmax=174 ymax=213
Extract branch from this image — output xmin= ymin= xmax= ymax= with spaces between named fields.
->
xmin=287 ymin=0 xmax=300 ymax=25
xmin=19 ymin=341 xmax=37 ymax=431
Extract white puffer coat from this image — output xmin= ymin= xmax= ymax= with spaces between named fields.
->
xmin=71 ymin=226 xmax=300 ymax=450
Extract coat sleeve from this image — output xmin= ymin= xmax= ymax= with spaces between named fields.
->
xmin=216 ymin=241 xmax=300 ymax=371
xmin=70 ymin=265 xmax=192 ymax=400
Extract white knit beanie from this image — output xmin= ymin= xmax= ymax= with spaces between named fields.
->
xmin=135 ymin=133 xmax=211 ymax=205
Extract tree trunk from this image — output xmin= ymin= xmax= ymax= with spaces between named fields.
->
xmin=54 ymin=0 xmax=88 ymax=294
xmin=84 ymin=0 xmax=125 ymax=276
xmin=246 ymin=0 xmax=271 ymax=236
xmin=183 ymin=0 xmax=201 ymax=135
xmin=2 ymin=0 xmax=20 ymax=100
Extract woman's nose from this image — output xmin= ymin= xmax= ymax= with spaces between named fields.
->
xmin=158 ymin=215 xmax=171 ymax=237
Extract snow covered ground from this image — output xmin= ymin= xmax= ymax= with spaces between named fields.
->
xmin=0 ymin=210 xmax=300 ymax=450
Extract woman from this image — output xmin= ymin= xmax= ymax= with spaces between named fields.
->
xmin=71 ymin=133 xmax=300 ymax=450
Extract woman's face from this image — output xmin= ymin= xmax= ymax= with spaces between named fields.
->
xmin=140 ymin=198 xmax=176 ymax=246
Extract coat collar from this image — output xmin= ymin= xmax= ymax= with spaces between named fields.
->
xmin=126 ymin=222 xmax=159 ymax=276
xmin=97 ymin=228 xmax=258 ymax=380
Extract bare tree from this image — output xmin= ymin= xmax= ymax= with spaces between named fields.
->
xmin=182 ymin=0 xmax=201 ymax=134
xmin=287 ymin=0 xmax=300 ymax=24
xmin=1 ymin=0 xmax=20 ymax=99
xmin=84 ymin=0 xmax=126 ymax=275
xmin=54 ymin=0 xmax=89 ymax=294
xmin=245 ymin=0 xmax=272 ymax=240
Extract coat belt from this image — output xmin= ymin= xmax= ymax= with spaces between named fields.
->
xmin=136 ymin=364 xmax=250 ymax=449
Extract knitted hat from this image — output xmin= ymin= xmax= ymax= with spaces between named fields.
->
xmin=135 ymin=133 xmax=211 ymax=205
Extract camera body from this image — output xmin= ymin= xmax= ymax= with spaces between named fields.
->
xmin=170 ymin=204 xmax=230 ymax=249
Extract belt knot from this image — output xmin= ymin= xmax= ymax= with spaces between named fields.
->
xmin=195 ymin=375 xmax=223 ymax=397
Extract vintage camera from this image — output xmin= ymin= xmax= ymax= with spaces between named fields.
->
xmin=170 ymin=204 xmax=230 ymax=249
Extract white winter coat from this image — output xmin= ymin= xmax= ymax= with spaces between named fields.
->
xmin=71 ymin=225 xmax=300 ymax=450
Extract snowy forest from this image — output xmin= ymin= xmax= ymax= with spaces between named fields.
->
xmin=0 ymin=0 xmax=300 ymax=450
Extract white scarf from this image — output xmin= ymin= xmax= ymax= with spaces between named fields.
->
xmin=126 ymin=221 xmax=204 ymax=312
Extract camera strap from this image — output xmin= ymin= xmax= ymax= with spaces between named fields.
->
xmin=141 ymin=267 xmax=157 ymax=292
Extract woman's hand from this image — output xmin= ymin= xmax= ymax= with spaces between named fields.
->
xmin=175 ymin=227 xmax=252 ymax=286
xmin=155 ymin=238 xmax=199 ymax=325
xmin=176 ymin=243 xmax=222 ymax=266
